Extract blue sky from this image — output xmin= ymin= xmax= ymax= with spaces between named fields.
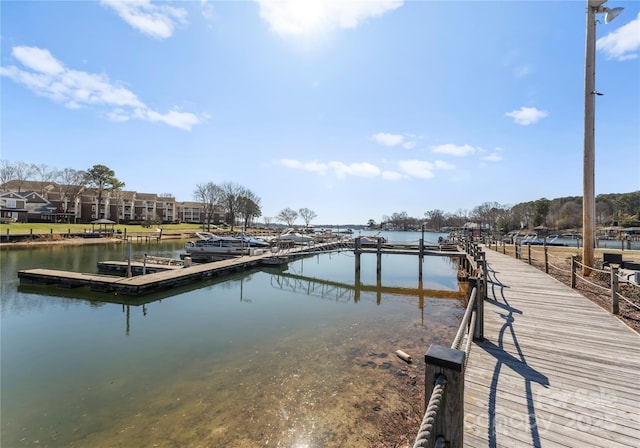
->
xmin=2 ymin=0 xmax=639 ymax=225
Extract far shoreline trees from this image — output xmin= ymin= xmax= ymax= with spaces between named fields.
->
xmin=1 ymin=160 xmax=638 ymax=231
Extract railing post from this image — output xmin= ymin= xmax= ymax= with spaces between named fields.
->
xmin=544 ymin=245 xmax=549 ymax=273
xmin=611 ymin=266 xmax=619 ymax=315
xmin=355 ymin=237 xmax=361 ymax=277
xmin=527 ymin=244 xmax=532 ymax=265
xmin=570 ymin=255 xmax=576 ymax=289
xmin=424 ymin=345 xmax=465 ymax=448
xmin=468 ymin=276 xmax=484 ymax=341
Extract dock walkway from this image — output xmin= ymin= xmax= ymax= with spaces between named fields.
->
xmin=463 ymin=249 xmax=640 ymax=447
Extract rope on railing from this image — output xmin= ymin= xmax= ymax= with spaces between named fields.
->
xmin=464 ymin=310 xmax=477 ymax=367
xmin=617 ymin=291 xmax=640 ymax=311
xmin=451 ymin=287 xmax=477 ymax=351
xmin=615 ymin=271 xmax=640 ymax=311
xmin=572 ymin=259 xmax=611 ymax=292
xmin=412 ymin=374 xmax=447 ymax=448
xmin=412 ymin=238 xmax=483 ymax=448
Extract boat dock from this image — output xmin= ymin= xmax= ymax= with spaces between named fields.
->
xmin=17 ymin=240 xmax=468 ymax=297
xmin=17 ymin=244 xmax=324 ymax=296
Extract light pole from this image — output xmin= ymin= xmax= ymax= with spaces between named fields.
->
xmin=582 ymin=0 xmax=623 ymax=275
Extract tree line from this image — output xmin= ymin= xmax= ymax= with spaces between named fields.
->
xmin=374 ymin=193 xmax=640 ymax=233
xmin=0 ymin=160 xmax=318 ymax=230
xmin=2 ymin=160 xmax=638 ymax=232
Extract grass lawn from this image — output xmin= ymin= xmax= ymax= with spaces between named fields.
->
xmin=0 ymin=222 xmax=212 ymax=236
xmin=0 ymin=222 xmax=274 ymax=236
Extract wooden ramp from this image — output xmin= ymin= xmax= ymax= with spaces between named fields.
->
xmin=464 ymin=250 xmax=640 ymax=447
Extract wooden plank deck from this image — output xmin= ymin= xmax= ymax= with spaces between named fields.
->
xmin=16 ymin=241 xmax=355 ymax=296
xmin=463 ymin=249 xmax=640 ymax=447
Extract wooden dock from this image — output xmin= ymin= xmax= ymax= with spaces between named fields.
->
xmin=17 ymin=240 xmax=469 ymax=298
xmin=463 ymin=249 xmax=640 ymax=447
xmin=17 ymin=244 xmax=331 ymax=296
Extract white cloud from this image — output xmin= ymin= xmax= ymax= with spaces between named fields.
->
xmin=505 ymin=106 xmax=548 ymax=126
xmin=256 ymin=0 xmax=403 ymax=35
xmin=482 ymin=152 xmax=503 ymax=162
xmin=1 ymin=46 xmax=202 ymax=131
xmin=201 ymin=0 xmax=215 ymax=23
xmin=329 ymin=161 xmax=380 ymax=178
xmin=397 ymin=160 xmax=436 ymax=178
xmin=402 ymin=141 xmax=416 ymax=149
xmin=101 ymin=0 xmax=188 ymax=39
xmin=382 ymin=170 xmax=405 ymax=180
xmin=431 ymin=144 xmax=477 ymax=157
xmin=279 ymin=159 xmax=328 ymax=174
xmin=372 ymin=132 xmax=416 ymax=149
xmin=278 ymin=157 xmax=454 ymax=181
xmin=597 ymin=12 xmax=640 ymax=61
xmin=278 ymin=159 xmax=380 ymax=178
xmin=433 ymin=160 xmax=455 ymax=170
xmin=11 ymin=46 xmax=64 ymax=75
xmin=372 ymin=132 xmax=404 ymax=146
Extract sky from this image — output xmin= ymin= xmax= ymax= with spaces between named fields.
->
xmin=1 ymin=0 xmax=639 ymax=226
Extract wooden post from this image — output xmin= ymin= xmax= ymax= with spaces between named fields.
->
xmin=376 ymin=238 xmax=382 ymax=278
xmin=468 ymin=276 xmax=484 ymax=341
xmin=570 ymin=255 xmax=576 ymax=289
xmin=419 ymin=238 xmax=424 ymax=281
xmin=126 ymin=241 xmax=132 ymax=278
xmin=527 ymin=244 xmax=532 ymax=265
xmin=611 ymin=266 xmax=619 ymax=315
xmin=424 ymin=345 xmax=465 ymax=448
xmin=355 ymin=237 xmax=361 ymax=278
xmin=544 ymin=245 xmax=549 ymax=273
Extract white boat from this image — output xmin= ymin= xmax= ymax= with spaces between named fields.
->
xmin=233 ymin=232 xmax=271 ymax=248
xmin=271 ymin=229 xmax=316 ymax=244
xmin=185 ymin=232 xmax=249 ymax=255
xmin=358 ymin=234 xmax=386 ymax=246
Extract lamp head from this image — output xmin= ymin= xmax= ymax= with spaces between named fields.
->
xmin=604 ymin=7 xmax=624 ymax=23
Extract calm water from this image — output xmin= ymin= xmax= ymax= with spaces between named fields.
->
xmin=1 ymin=231 xmax=465 ymax=447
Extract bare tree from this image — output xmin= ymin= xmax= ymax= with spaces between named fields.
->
xmin=193 ymin=182 xmax=223 ymax=231
xmin=0 ymin=160 xmax=17 ymax=188
xmin=390 ymin=211 xmax=409 ymax=230
xmin=32 ymin=163 xmax=59 ymax=195
xmin=58 ymin=168 xmax=88 ymax=223
xmin=219 ymin=181 xmax=251 ymax=232
xmin=2 ymin=161 xmax=34 ymax=192
xmin=424 ymin=209 xmax=445 ymax=231
xmin=276 ymin=208 xmax=298 ymax=227
xmin=298 ymin=208 xmax=317 ymax=227
xmin=238 ymin=190 xmax=262 ymax=230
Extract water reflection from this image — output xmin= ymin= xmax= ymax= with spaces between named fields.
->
xmin=1 ymin=236 xmax=465 ymax=447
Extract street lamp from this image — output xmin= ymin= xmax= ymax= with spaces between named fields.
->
xmin=582 ymin=0 xmax=623 ymax=275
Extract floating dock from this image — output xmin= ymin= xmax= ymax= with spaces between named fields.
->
xmin=17 ymin=242 xmax=347 ymax=296
xmin=17 ymin=241 xmax=467 ymax=298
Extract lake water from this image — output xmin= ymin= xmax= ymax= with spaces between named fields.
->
xmin=1 ymin=231 xmax=465 ymax=447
